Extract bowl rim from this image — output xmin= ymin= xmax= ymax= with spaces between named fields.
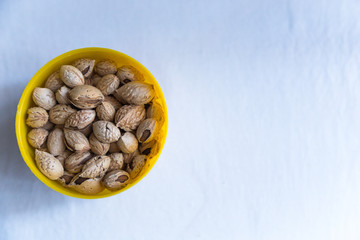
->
xmin=15 ymin=47 xmax=168 ymax=199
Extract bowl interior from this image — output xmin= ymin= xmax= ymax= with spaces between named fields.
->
xmin=15 ymin=47 xmax=168 ymax=199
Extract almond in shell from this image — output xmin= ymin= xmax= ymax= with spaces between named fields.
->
xmin=115 ymin=81 xmax=154 ymax=105
xmin=26 ymin=107 xmax=49 ymax=128
xmin=114 ymin=105 xmax=145 ymax=131
xmin=69 ymin=85 xmax=104 ymax=109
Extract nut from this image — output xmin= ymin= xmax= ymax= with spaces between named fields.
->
xmin=65 ymin=110 xmax=96 ymax=130
xmin=104 ymin=96 xmax=122 ymax=110
xmin=117 ymin=132 xmax=138 ymax=153
xmin=109 ymin=142 xmax=120 ymax=153
xmin=56 ymin=85 xmax=71 ymax=105
xmin=84 ymin=78 xmax=92 ymax=85
xmin=139 ymin=140 xmax=157 ymax=155
xmin=64 ymin=151 xmax=92 ymax=173
xmin=72 ymin=58 xmax=95 ymax=78
xmin=123 ymin=149 xmax=140 ymax=164
xmin=115 ymin=81 xmax=154 ymax=105
xmin=146 ymin=101 xmax=164 ymax=124
xmin=69 ymin=175 xmax=104 ymax=195
xmin=42 ymin=121 xmax=55 ymax=131
xmin=114 ymin=105 xmax=145 ymax=131
xmin=56 ymin=149 xmax=72 ymax=167
xmin=49 ymin=104 xmax=76 ymax=124
xmin=126 ymin=155 xmax=146 ymax=178
xmin=103 ymin=170 xmax=130 ymax=191
xmin=37 ymin=146 xmax=49 ymax=152
xmin=116 ymin=65 xmax=144 ymax=85
xmin=91 ymin=74 xmax=102 ymax=86
xmin=95 ymin=59 xmax=117 ymax=76
xmin=59 ymin=65 xmax=85 ymax=88
xmin=27 ymin=58 xmax=163 ymax=194
xmin=78 ymin=123 xmax=93 ymax=137
xmin=32 ymin=87 xmax=57 ymax=110
xmin=64 ymin=128 xmax=91 ymax=152
xmin=96 ymin=102 xmax=115 ymax=121
xmin=27 ymin=128 xmax=48 ymax=148
xmin=45 ymin=71 xmax=64 ymax=92
xmin=112 ymin=89 xmax=127 ymax=104
xmin=26 ymin=107 xmax=49 ymax=128
xmin=93 ymin=121 xmax=121 ymax=143
xmin=89 ymin=133 xmax=110 ymax=155
xmin=69 ymin=85 xmax=104 ymax=109
xmin=57 ymin=171 xmax=74 ymax=186
xmin=35 ymin=149 xmax=64 ymax=180
xmin=136 ymin=118 xmax=158 ymax=143
xmin=47 ymin=128 xmax=66 ymax=156
xmin=108 ymin=153 xmax=124 ymax=171
xmin=96 ymin=74 xmax=120 ymax=95
xmin=79 ymin=155 xmax=111 ymax=178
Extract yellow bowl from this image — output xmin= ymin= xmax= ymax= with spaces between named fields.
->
xmin=15 ymin=47 xmax=168 ymax=199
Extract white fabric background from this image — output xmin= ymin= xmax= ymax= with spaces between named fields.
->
xmin=1 ymin=0 xmax=360 ymax=239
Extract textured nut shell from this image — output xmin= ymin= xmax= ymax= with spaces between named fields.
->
xmin=56 ymin=149 xmax=72 ymax=167
xmin=104 ymin=96 xmax=122 ymax=110
xmin=147 ymin=101 xmax=164 ymax=123
xmin=115 ymin=105 xmax=145 ymax=131
xmin=96 ymin=74 xmax=120 ymax=95
xmin=117 ymin=132 xmax=138 ymax=153
xmin=69 ymin=85 xmax=104 ymax=109
xmin=35 ymin=150 xmax=64 ymax=180
xmin=65 ymin=110 xmax=96 ymax=130
xmin=89 ymin=133 xmax=110 ymax=155
xmin=27 ymin=128 xmax=48 ymax=148
xmin=103 ymin=170 xmax=130 ymax=190
xmin=93 ymin=121 xmax=121 ymax=143
xmin=80 ymin=155 xmax=111 ymax=178
xmin=95 ymin=59 xmax=117 ymax=76
xmin=42 ymin=121 xmax=55 ymax=131
xmin=109 ymin=142 xmax=120 ymax=153
xmin=116 ymin=65 xmax=144 ymax=85
xmin=112 ymin=90 xmax=127 ymax=104
xmin=123 ymin=149 xmax=140 ymax=164
xmin=108 ymin=153 xmax=124 ymax=171
xmin=65 ymin=151 xmax=92 ymax=173
xmin=90 ymin=74 xmax=102 ymax=86
xmin=126 ymin=155 xmax=146 ymax=178
xmin=96 ymin=102 xmax=115 ymax=121
xmin=64 ymin=128 xmax=91 ymax=152
xmin=73 ymin=58 xmax=95 ymax=78
xmin=45 ymin=71 xmax=63 ymax=92
xmin=49 ymin=104 xmax=76 ymax=124
xmin=115 ymin=81 xmax=154 ymax=105
xmin=69 ymin=175 xmax=104 ymax=195
xmin=59 ymin=65 xmax=85 ymax=88
xmin=78 ymin=123 xmax=93 ymax=137
xmin=57 ymin=171 xmax=74 ymax=186
xmin=47 ymin=128 xmax=66 ymax=156
xmin=37 ymin=146 xmax=49 ymax=153
xmin=32 ymin=87 xmax=57 ymax=110
xmin=136 ymin=118 xmax=158 ymax=143
xmin=26 ymin=107 xmax=49 ymax=128
xmin=139 ymin=140 xmax=157 ymax=155
xmin=55 ymin=124 xmax=64 ymax=129
xmin=56 ymin=85 xmax=71 ymax=105
xmin=84 ymin=78 xmax=92 ymax=85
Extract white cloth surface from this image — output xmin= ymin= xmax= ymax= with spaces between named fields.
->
xmin=1 ymin=0 xmax=360 ymax=239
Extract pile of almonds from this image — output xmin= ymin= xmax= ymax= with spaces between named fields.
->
xmin=26 ymin=58 xmax=164 ymax=195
